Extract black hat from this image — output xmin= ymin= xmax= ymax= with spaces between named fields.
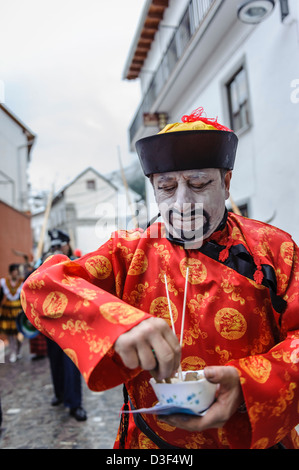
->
xmin=48 ymin=229 xmax=70 ymax=247
xmin=135 ymin=108 xmax=238 ymax=177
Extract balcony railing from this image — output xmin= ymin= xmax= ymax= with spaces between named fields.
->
xmin=129 ymin=0 xmax=217 ymax=144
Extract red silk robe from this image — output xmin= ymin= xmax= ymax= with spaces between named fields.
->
xmin=21 ymin=213 xmax=299 ymax=449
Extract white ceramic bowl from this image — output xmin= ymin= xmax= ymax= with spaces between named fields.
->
xmin=149 ymin=370 xmax=217 ymax=414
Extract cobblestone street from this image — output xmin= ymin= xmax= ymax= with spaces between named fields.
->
xmin=0 ymin=338 xmax=123 ymax=449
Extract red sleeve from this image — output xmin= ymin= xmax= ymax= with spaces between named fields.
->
xmin=21 ymin=233 xmax=151 ymax=391
xmin=226 ymin=239 xmax=299 ymax=449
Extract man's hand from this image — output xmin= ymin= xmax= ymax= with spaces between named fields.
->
xmin=114 ymin=317 xmax=181 ymax=381
xmin=158 ymin=366 xmax=244 ymax=431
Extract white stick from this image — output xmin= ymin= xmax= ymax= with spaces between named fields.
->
xmin=164 ymin=274 xmax=185 ymax=381
xmin=164 ymin=274 xmax=176 ymax=335
xmin=180 ymin=267 xmax=189 ymax=348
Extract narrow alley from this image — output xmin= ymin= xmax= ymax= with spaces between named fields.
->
xmin=0 ymin=338 xmax=123 ymax=449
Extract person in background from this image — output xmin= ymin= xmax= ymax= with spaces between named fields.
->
xmin=44 ymin=229 xmax=87 ymax=421
xmin=0 ymin=264 xmax=23 ymax=363
xmin=29 ymin=332 xmax=48 ymax=361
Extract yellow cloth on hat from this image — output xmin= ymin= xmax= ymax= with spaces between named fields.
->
xmin=158 ymin=121 xmax=217 ymax=134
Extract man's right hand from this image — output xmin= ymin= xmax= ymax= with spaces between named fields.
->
xmin=114 ymin=317 xmax=181 ymax=381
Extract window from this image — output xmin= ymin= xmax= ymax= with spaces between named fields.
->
xmin=86 ymin=179 xmax=96 ymax=190
xmin=237 ymin=203 xmax=249 ymax=218
xmin=226 ymin=66 xmax=251 ymax=133
xmin=176 ymin=8 xmax=192 ymax=57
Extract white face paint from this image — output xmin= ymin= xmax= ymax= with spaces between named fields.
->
xmin=152 ymin=168 xmax=232 ymax=248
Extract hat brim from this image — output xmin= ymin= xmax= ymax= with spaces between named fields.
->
xmin=136 ymin=130 xmax=238 ymax=177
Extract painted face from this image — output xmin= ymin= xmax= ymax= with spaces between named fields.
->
xmin=10 ymin=268 xmax=19 ymax=281
xmin=61 ymin=243 xmax=70 ymax=256
xmin=152 ymin=168 xmax=231 ymax=248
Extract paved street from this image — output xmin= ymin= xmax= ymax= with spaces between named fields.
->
xmin=0 ymin=337 xmax=123 ymax=449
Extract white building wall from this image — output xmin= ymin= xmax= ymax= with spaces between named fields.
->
xmin=0 ymin=109 xmax=31 ymax=211
xmin=31 ymin=210 xmax=46 ymax=257
xmin=30 ymin=167 xmax=145 ymax=257
xmin=64 ymin=168 xmax=117 ymax=219
xmin=144 ymin=1 xmax=299 ymax=243
xmin=140 ymin=0 xmax=190 ymax=93
xmin=76 ymin=225 xmax=103 ymax=254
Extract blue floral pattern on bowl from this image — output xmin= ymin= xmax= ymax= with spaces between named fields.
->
xmin=150 ymin=370 xmax=217 ymax=413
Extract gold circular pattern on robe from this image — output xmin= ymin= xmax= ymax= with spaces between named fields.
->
xmin=128 ymin=249 xmax=148 ymax=275
xmin=149 ymin=296 xmax=178 ymax=324
xmin=181 ymin=356 xmax=206 ymax=370
xmin=180 ymin=258 xmax=207 ymax=284
xmin=214 ymin=308 xmax=247 ymax=340
xmin=280 ymin=241 xmax=293 ymax=266
xmin=42 ymin=291 xmax=68 ymax=319
xmin=85 ymin=255 xmax=112 ymax=280
xmin=64 ymin=348 xmax=79 ymax=368
xmin=239 ymin=356 xmax=272 ymax=383
xmin=99 ymin=302 xmax=145 ymax=325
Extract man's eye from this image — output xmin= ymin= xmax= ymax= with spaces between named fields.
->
xmin=190 ymin=180 xmax=213 ymax=190
xmin=190 ymin=185 xmax=206 ymax=191
xmin=158 ymin=186 xmax=176 ymax=192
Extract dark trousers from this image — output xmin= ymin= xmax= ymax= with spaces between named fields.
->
xmin=46 ymin=338 xmax=82 ymax=409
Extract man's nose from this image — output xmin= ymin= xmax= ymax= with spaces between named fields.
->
xmin=173 ymin=184 xmax=193 ymax=209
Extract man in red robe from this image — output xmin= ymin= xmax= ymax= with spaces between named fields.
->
xmin=21 ymin=108 xmax=299 ymax=449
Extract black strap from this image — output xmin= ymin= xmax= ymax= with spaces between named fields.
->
xmin=129 ymin=397 xmax=182 ymax=449
xmin=270 ymin=441 xmax=287 ymax=449
xmin=119 ymin=384 xmax=130 ymax=449
xmin=146 ymin=212 xmax=161 ymax=228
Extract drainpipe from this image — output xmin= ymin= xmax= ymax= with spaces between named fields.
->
xmin=280 ymin=0 xmax=289 ymax=22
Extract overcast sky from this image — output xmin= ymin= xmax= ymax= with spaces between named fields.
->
xmin=0 ymin=0 xmax=146 ymax=192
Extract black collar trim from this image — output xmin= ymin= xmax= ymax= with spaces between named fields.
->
xmin=199 ymin=240 xmax=287 ymax=316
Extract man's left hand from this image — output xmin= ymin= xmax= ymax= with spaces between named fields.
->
xmin=158 ymin=366 xmax=244 ymax=431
